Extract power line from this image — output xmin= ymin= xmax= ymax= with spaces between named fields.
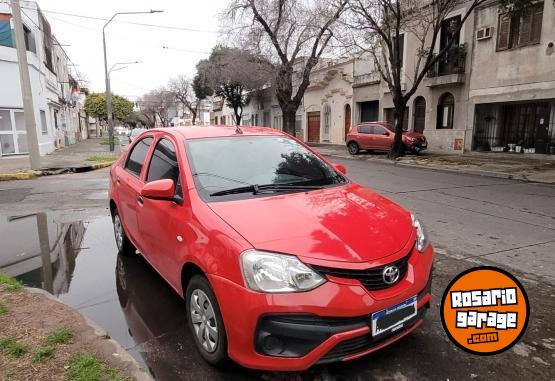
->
xmin=24 ymin=7 xmax=218 ymax=34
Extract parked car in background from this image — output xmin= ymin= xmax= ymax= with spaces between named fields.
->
xmin=346 ymin=122 xmax=427 ymax=155
xmin=109 ymin=126 xmax=434 ymax=371
xmin=128 ymin=128 xmax=146 ymax=144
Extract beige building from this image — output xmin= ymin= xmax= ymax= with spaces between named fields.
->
xmin=352 ymin=0 xmax=555 ymax=155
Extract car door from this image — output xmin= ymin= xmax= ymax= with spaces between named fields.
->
xmin=372 ymin=125 xmax=392 ymax=150
xmin=116 ymin=136 xmax=154 ymax=249
xmin=357 ymin=125 xmax=374 ymax=148
xmin=138 ymin=137 xmax=186 ymax=285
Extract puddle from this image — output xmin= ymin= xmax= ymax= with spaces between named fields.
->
xmin=0 ymin=212 xmax=267 ymax=380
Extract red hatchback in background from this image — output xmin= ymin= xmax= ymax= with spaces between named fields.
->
xmin=346 ymin=122 xmax=427 ymax=155
xmin=108 ymin=126 xmax=434 ymax=371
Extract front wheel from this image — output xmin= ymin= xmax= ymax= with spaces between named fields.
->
xmin=112 ymin=210 xmax=136 ymax=255
xmin=186 ymin=275 xmax=229 ymax=367
xmin=347 ymin=142 xmax=359 ymax=155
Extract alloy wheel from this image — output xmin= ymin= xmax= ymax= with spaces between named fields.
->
xmin=113 ymin=215 xmax=124 ymax=251
xmin=190 ymin=289 xmax=218 ymax=353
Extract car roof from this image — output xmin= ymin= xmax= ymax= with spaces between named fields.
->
xmin=145 ymin=126 xmax=288 ymax=140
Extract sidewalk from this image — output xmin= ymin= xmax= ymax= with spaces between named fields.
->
xmin=0 ymin=138 xmax=121 ymax=180
xmin=310 ymin=143 xmax=555 ymax=184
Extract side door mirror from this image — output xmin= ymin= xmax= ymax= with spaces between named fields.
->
xmin=141 ymin=179 xmax=183 ymax=205
xmin=332 ymin=163 xmax=347 ymax=175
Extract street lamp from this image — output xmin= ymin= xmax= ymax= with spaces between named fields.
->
xmin=109 ymin=61 xmax=142 ymax=75
xmin=103 ymin=10 xmax=163 ymax=152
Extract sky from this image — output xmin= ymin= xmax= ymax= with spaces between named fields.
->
xmin=37 ymin=0 xmax=229 ymax=101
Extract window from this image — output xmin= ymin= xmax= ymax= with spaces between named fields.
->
xmin=323 ymin=104 xmax=331 ymax=136
xmin=147 ymin=139 xmax=180 ymax=182
xmin=126 ymin=137 xmax=153 ymax=177
xmin=358 ymin=125 xmax=372 ymax=134
xmin=23 ymin=25 xmax=35 ymax=53
xmin=0 ymin=13 xmax=14 ymax=48
xmin=440 ymin=16 xmax=462 ymax=50
xmin=373 ymin=125 xmax=389 ymax=135
xmin=497 ymin=2 xmax=543 ymax=51
xmin=437 ymin=93 xmax=455 ymax=129
xmin=40 ymin=110 xmax=48 ymax=135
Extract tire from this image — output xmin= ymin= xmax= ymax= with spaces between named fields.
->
xmin=112 ymin=209 xmax=136 ymax=256
xmin=347 ymin=141 xmax=359 ymax=155
xmin=186 ymin=275 xmax=229 ymax=367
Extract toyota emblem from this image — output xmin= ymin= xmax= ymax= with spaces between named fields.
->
xmin=382 ymin=266 xmax=400 ymax=285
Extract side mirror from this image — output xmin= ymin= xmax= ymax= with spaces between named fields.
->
xmin=141 ymin=179 xmax=183 ymax=205
xmin=332 ymin=163 xmax=347 ymax=175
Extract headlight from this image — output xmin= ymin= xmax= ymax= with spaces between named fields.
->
xmin=240 ymin=250 xmax=326 ymax=293
xmin=411 ymin=214 xmax=430 ymax=252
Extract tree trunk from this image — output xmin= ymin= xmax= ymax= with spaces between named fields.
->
xmin=282 ymin=108 xmax=297 ymax=136
xmin=389 ymin=102 xmax=406 ymax=158
xmin=191 ymin=109 xmax=197 ymax=126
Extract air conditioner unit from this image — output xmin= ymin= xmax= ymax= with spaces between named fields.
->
xmin=476 ymin=27 xmax=493 ymax=41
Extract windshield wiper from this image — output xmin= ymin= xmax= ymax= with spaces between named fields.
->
xmin=209 ymin=184 xmax=324 ymax=197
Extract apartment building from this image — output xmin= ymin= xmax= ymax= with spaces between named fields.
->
xmin=352 ymin=0 xmax=555 ymax=154
xmin=0 ymin=1 xmax=85 ymax=157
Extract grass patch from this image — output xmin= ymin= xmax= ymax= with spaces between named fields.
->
xmin=67 ymin=354 xmax=125 ymax=381
xmin=99 ymin=137 xmax=120 ymax=146
xmin=45 ymin=328 xmax=74 ymax=345
xmin=0 ymin=273 xmax=23 ymax=292
xmin=33 ymin=345 xmax=55 ymax=363
xmin=0 ymin=337 xmax=29 ymax=358
xmin=0 ymin=302 xmax=8 ymax=315
xmin=85 ymin=155 xmax=117 ymax=163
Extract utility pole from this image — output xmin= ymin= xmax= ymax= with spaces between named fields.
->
xmin=11 ymin=0 xmax=40 ymax=169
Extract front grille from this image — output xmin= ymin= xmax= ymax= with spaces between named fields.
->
xmin=310 ymin=253 xmax=411 ymax=291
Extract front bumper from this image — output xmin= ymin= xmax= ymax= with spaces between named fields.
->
xmin=208 ymin=245 xmax=434 ymax=371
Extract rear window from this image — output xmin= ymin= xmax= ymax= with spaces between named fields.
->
xmin=358 ymin=125 xmax=372 ymax=134
xmin=126 ymin=137 xmax=153 ymax=177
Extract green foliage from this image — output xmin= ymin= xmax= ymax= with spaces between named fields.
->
xmin=499 ymin=0 xmax=535 ymax=17
xmin=84 ymin=93 xmax=134 ymax=123
xmin=0 ymin=302 xmax=8 ymax=315
xmin=193 ymin=72 xmax=213 ymax=100
xmin=0 ymin=338 xmax=29 ymax=358
xmin=33 ymin=345 xmax=55 ymax=363
xmin=45 ymin=328 xmax=74 ymax=345
xmin=67 ymin=354 xmax=125 ymax=381
xmin=0 ymin=273 xmax=23 ymax=292
xmin=100 ymin=137 xmax=120 ymax=145
xmin=86 ymin=156 xmax=117 ymax=162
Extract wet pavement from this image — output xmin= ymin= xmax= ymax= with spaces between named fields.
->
xmin=0 ymin=162 xmax=554 ymax=380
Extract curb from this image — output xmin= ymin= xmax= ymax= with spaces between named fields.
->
xmin=322 ymin=153 xmax=555 ymax=184
xmin=26 ymin=287 xmax=152 ymax=381
xmin=0 ymin=160 xmax=116 ymax=181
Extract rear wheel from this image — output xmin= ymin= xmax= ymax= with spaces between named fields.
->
xmin=112 ymin=210 xmax=136 ymax=255
xmin=347 ymin=141 xmax=359 ymax=155
xmin=186 ymin=275 xmax=229 ymax=367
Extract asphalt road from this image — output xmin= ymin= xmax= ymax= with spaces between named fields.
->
xmin=0 ymin=158 xmax=553 ymax=380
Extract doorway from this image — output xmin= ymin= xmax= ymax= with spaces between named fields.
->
xmin=413 ymin=97 xmax=426 ymax=133
xmin=307 ymin=112 xmax=321 ymax=143
xmin=344 ymin=104 xmax=351 ymax=141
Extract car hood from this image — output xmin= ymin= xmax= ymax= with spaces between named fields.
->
xmin=208 ymin=183 xmax=414 ymax=263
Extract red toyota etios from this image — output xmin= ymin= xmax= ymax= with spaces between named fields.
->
xmin=108 ymin=126 xmax=434 ymax=371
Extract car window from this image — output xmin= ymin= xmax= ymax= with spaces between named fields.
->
xmin=125 ymin=137 xmax=153 ymax=177
xmin=358 ymin=125 xmax=372 ymax=134
xmin=146 ymin=138 xmax=182 ymax=196
xmin=374 ymin=126 xmax=388 ymax=135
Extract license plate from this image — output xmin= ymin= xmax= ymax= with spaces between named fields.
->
xmin=371 ymin=296 xmax=417 ymax=337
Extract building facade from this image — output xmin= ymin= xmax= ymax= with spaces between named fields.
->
xmin=352 ymin=0 xmax=555 ymax=155
xmin=0 ymin=1 xmax=84 ymax=158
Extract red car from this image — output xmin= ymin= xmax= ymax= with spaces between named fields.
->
xmin=346 ymin=122 xmax=427 ymax=155
xmin=108 ymin=126 xmax=434 ymax=371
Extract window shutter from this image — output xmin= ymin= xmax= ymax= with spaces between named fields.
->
xmin=497 ymin=14 xmax=511 ymax=51
xmin=530 ymin=3 xmax=544 ymax=44
xmin=518 ymin=14 xmax=532 ymax=46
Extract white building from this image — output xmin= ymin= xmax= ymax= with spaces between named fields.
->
xmin=0 ymin=1 xmax=84 ymax=158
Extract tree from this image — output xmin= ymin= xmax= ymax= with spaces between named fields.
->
xmin=84 ymin=93 xmax=133 ymax=123
xmin=138 ymin=89 xmax=175 ymax=127
xmin=197 ymin=46 xmax=272 ymax=125
xmin=226 ymin=0 xmax=349 ymax=136
xmin=345 ymin=0 xmax=535 ymax=157
xmin=125 ymin=111 xmax=151 ymax=129
xmin=168 ymin=75 xmax=213 ymax=126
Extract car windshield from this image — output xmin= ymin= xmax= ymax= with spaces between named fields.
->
xmin=186 ymin=136 xmax=347 ymax=200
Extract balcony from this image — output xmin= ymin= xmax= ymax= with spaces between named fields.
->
xmin=353 ymin=71 xmax=381 ymax=88
xmin=425 ymin=47 xmax=466 ymax=87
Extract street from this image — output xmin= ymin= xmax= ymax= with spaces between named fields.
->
xmin=0 ymin=159 xmax=554 ymax=380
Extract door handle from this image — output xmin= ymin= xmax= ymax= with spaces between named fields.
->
xmin=116 ymin=176 xmax=121 ymax=185
xmin=137 ymin=196 xmax=144 ymax=205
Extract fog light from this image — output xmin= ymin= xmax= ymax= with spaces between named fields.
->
xmin=262 ymin=335 xmax=284 ymax=355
